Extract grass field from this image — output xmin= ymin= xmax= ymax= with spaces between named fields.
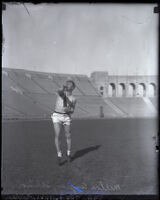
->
xmin=1 ymin=118 xmax=158 ymax=195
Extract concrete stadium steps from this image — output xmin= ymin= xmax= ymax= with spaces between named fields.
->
xmin=74 ymin=76 xmax=99 ymax=95
xmin=2 ymin=91 xmax=48 ymax=119
xmin=77 ymin=103 xmax=117 ymax=118
xmin=2 ymin=104 xmax=26 ymax=119
xmin=143 ymin=98 xmax=157 ymax=114
xmin=103 ymin=98 xmax=127 ymax=117
xmin=24 ymin=93 xmax=115 ymax=118
xmin=76 ymin=96 xmax=118 ymax=117
xmin=2 ymin=67 xmax=104 ymax=119
xmin=24 ymin=93 xmax=91 ymax=119
xmin=8 ymin=70 xmax=47 ymax=94
xmin=150 ymin=97 xmax=158 ymax=109
xmin=73 ymin=106 xmax=91 ymax=118
xmin=31 ymin=76 xmax=60 ymax=94
xmin=3 ymin=68 xmax=97 ymax=96
xmin=2 ymin=68 xmax=157 ymax=119
xmin=46 ymin=74 xmax=66 ymax=87
xmin=76 ymin=95 xmax=106 ymax=105
xmin=78 ymin=104 xmax=101 ymax=117
xmin=2 ymin=72 xmax=23 ymax=92
xmin=25 ymin=93 xmax=57 ymax=114
xmin=108 ymin=97 xmax=157 ymax=117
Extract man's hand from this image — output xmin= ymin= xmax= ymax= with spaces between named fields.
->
xmin=64 ymin=107 xmax=72 ymax=113
xmin=64 ymin=99 xmax=76 ymax=114
xmin=58 ymin=89 xmax=66 ymax=99
xmin=65 ymin=97 xmax=73 ymax=107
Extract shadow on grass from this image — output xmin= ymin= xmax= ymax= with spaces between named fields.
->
xmin=59 ymin=145 xmax=101 ymax=166
xmin=71 ymin=145 xmax=101 ymax=162
xmin=60 ymin=160 xmax=68 ymax=166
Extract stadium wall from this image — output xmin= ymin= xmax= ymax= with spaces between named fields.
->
xmin=90 ymin=71 xmax=158 ymax=98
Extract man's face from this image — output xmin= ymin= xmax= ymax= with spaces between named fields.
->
xmin=66 ymin=81 xmax=74 ymax=91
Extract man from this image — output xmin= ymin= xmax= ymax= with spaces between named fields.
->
xmin=51 ymin=79 xmax=77 ymax=165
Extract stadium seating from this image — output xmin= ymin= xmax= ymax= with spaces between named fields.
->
xmin=8 ymin=69 xmax=46 ymax=94
xmin=73 ymin=106 xmax=91 ymax=118
xmin=2 ymin=68 xmax=157 ymax=120
xmin=25 ymin=93 xmax=57 ymax=115
xmin=108 ymin=97 xmax=157 ymax=117
xmin=31 ymin=76 xmax=60 ymax=94
xmin=74 ymin=76 xmax=99 ymax=95
xmin=2 ymin=91 xmax=48 ymax=119
xmin=2 ymin=71 xmax=22 ymax=92
xmin=150 ymin=97 xmax=158 ymax=109
xmin=2 ymin=104 xmax=25 ymax=119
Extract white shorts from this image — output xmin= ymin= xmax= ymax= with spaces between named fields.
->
xmin=51 ymin=112 xmax=72 ymax=126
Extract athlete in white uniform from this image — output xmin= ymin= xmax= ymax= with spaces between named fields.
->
xmin=51 ymin=79 xmax=76 ymax=165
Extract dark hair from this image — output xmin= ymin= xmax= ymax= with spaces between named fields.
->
xmin=66 ymin=80 xmax=76 ymax=89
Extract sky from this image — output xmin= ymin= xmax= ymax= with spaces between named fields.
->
xmin=2 ymin=3 xmax=159 ymax=76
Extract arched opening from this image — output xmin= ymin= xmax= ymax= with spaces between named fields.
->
xmin=100 ymin=91 xmax=104 ymax=96
xmin=118 ymin=83 xmax=126 ymax=97
xmin=148 ymin=83 xmax=156 ymax=97
xmin=137 ymin=83 xmax=146 ymax=97
xmin=128 ymin=83 xmax=136 ymax=97
xmin=100 ymin=86 xmax=104 ymax=90
xmin=108 ymin=83 xmax=116 ymax=97
xmin=99 ymin=86 xmax=104 ymax=96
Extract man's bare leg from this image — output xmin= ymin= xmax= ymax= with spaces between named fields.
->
xmin=53 ymin=122 xmax=62 ymax=158
xmin=64 ymin=124 xmax=71 ymax=160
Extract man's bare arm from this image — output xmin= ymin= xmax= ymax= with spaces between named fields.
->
xmin=57 ymin=87 xmax=66 ymax=98
xmin=65 ymin=99 xmax=77 ymax=114
xmin=66 ymin=96 xmax=74 ymax=107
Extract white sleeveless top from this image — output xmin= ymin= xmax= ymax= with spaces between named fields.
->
xmin=54 ymin=93 xmax=76 ymax=113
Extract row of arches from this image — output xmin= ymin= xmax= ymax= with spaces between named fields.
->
xmin=99 ymin=82 xmax=157 ymax=97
